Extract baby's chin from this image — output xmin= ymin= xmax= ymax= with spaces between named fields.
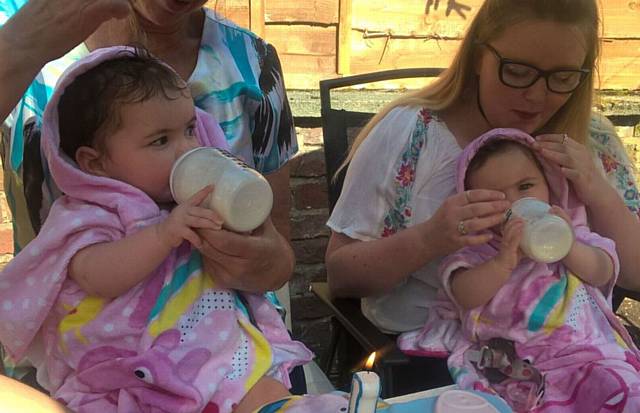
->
xmin=151 ymin=189 xmax=176 ymax=205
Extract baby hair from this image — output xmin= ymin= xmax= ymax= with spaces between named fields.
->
xmin=464 ymin=138 xmax=545 ymax=190
xmin=57 ymin=47 xmax=188 ymax=161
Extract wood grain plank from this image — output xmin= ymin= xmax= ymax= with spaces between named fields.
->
xmin=349 ymin=36 xmax=640 ymax=90
xmin=250 ymin=0 xmax=266 ymax=38
xmin=205 ymin=0 xmax=250 ymax=28
xmin=338 ymin=0 xmax=353 ymax=74
xmin=349 ymin=0 xmax=640 ymax=40
xmin=265 ymin=0 xmax=338 ymax=24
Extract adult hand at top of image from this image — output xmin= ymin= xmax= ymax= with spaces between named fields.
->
xmin=0 ymin=0 xmax=131 ymax=121
xmin=196 ymin=217 xmax=295 ymax=294
xmin=2 ymin=0 xmax=130 ymax=64
xmin=423 ymin=189 xmax=509 ymax=257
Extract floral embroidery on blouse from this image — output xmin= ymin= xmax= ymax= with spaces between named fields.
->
xmin=589 ymin=116 xmax=640 ymax=219
xmin=380 ymin=108 xmax=432 ymax=237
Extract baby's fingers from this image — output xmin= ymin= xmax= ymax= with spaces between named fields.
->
xmin=502 ymin=220 xmax=523 ymax=251
xmin=186 ymin=214 xmax=223 ymax=230
xmin=182 ymin=228 xmax=204 ymax=248
xmin=549 ymin=205 xmax=571 ymax=223
xmin=186 ymin=185 xmax=214 ymax=206
xmin=188 ymin=207 xmax=224 ymax=228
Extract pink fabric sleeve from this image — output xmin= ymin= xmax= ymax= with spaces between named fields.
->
xmin=439 ymin=245 xmax=494 ymax=309
xmin=0 ymin=198 xmax=125 ymax=360
xmin=195 ymin=108 xmax=229 ymax=150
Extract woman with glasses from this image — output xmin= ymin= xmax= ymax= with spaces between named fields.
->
xmin=326 ymin=0 xmax=640 ymax=390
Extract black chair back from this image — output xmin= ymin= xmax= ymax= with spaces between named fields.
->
xmin=320 ymin=68 xmax=444 ymax=212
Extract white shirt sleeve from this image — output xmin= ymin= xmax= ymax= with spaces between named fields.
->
xmin=327 ymin=106 xmax=424 ymax=241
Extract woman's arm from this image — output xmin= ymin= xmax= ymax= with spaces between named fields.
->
xmin=0 ymin=0 xmax=130 ymax=121
xmin=326 ymin=225 xmax=440 ymax=298
xmin=326 ymin=189 xmax=509 ymax=298
xmin=583 ymin=185 xmax=639 ymax=288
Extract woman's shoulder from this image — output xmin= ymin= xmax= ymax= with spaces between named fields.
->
xmin=589 ymin=112 xmax=618 ymax=142
xmin=360 ymin=105 xmax=451 ymax=154
xmin=374 ymin=105 xmax=442 ymax=134
xmin=587 ymin=111 xmax=629 ymax=159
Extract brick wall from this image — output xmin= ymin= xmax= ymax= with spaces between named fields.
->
xmin=0 ymin=166 xmax=14 ymax=268
xmin=288 ymin=127 xmax=333 ymax=357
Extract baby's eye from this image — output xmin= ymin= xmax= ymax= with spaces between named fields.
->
xmin=519 ymin=183 xmax=534 ymax=191
xmin=186 ymin=125 xmax=196 ymax=138
xmin=150 ymin=136 xmax=168 ymax=146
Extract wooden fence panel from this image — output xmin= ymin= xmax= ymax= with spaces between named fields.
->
xmin=265 ymin=0 xmax=339 ymax=24
xmin=266 ymin=25 xmax=338 ymax=89
xmin=205 ymin=0 xmax=640 ymax=90
xmin=205 ymin=0 xmax=250 ymax=28
xmin=351 ymin=0 xmax=481 ymax=38
xmin=350 ymin=0 xmax=640 ymax=39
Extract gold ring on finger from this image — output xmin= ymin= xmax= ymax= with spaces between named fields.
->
xmin=457 ymin=220 xmax=467 ymax=236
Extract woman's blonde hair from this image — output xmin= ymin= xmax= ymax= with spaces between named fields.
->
xmin=342 ymin=0 xmax=600 ymax=171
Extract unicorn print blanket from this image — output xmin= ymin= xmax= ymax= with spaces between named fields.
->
xmin=0 ymin=47 xmax=312 ymax=413
xmin=398 ymin=129 xmax=640 ymax=412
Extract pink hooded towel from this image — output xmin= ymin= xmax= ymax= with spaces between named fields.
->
xmin=0 ymin=46 xmax=312 ymax=413
xmin=398 ymin=128 xmax=640 ymax=412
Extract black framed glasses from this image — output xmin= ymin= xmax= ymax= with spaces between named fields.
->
xmin=481 ymin=43 xmax=590 ymax=94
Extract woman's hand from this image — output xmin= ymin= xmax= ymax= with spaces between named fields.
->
xmin=3 ymin=0 xmax=131 ymax=65
xmin=421 ymin=189 xmax=510 ymax=256
xmin=534 ymin=134 xmax=609 ymax=206
xmin=195 ymin=217 xmax=294 ymax=294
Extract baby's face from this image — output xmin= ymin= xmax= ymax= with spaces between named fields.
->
xmin=98 ymin=92 xmax=200 ymax=203
xmin=467 ymin=147 xmax=550 ymax=205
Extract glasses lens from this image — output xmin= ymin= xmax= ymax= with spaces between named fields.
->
xmin=548 ymin=71 xmax=583 ymax=93
xmin=501 ymin=63 xmax=539 ymax=87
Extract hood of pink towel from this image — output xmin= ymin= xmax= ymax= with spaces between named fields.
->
xmin=456 ymin=128 xmax=586 ymax=222
xmin=40 ymin=46 xmax=228 ymax=229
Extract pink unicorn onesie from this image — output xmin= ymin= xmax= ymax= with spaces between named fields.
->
xmin=399 ymin=128 xmax=640 ymax=412
xmin=0 ymin=47 xmax=312 ymax=413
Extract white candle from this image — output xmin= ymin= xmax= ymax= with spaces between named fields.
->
xmin=348 ymin=370 xmax=380 ymax=413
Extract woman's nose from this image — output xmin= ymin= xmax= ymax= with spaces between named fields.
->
xmin=523 ymin=77 xmax=548 ymax=102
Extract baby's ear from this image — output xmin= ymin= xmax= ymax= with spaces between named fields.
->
xmin=75 ymin=146 xmax=108 ymax=176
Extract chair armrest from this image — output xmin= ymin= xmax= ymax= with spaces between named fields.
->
xmin=613 ymin=285 xmax=640 ymax=311
xmin=310 ymin=282 xmax=409 ymax=366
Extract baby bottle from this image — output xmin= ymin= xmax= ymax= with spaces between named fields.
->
xmin=506 ymin=197 xmax=574 ymax=263
xmin=170 ymin=147 xmax=273 ymax=233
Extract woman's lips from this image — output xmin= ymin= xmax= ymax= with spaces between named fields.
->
xmin=513 ymin=110 xmax=540 ymax=121
xmin=164 ymin=0 xmax=192 ymax=13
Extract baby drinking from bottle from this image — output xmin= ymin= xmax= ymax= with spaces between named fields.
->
xmin=399 ymin=128 xmax=640 ymax=412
